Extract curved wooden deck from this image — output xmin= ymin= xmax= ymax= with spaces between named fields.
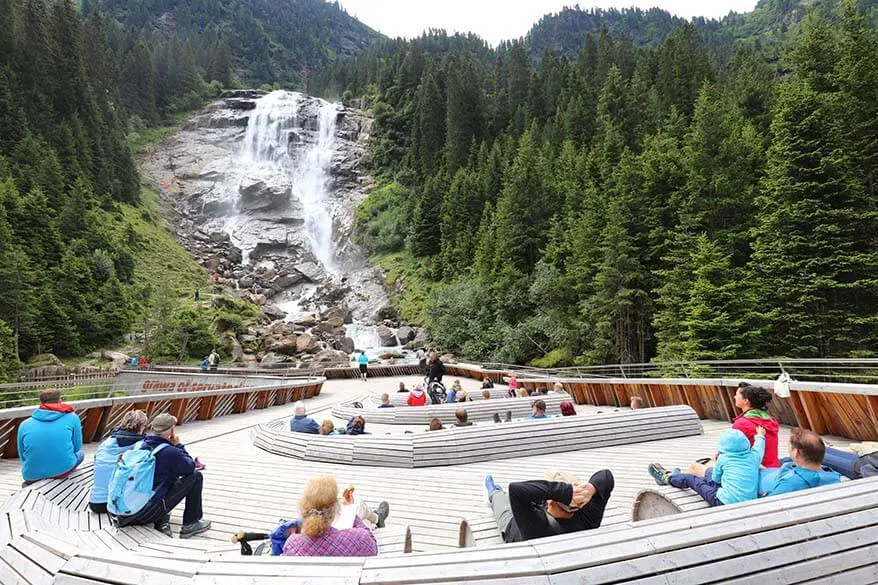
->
xmin=0 ymin=372 xmax=874 ymax=583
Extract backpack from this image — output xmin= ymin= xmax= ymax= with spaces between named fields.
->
xmin=270 ymin=519 xmax=300 ymax=555
xmin=107 ymin=443 xmax=169 ymax=517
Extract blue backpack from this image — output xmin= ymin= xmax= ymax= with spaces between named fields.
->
xmin=107 ymin=443 xmax=168 ymax=516
xmin=270 ymin=519 xmax=300 ymax=555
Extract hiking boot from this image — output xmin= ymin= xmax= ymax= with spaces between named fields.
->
xmin=492 ymin=413 xmax=501 ymax=423
xmin=154 ymin=521 xmax=173 ymax=538
xmin=375 ymin=501 xmax=390 ymax=529
xmin=180 ymin=518 xmax=212 ymax=539
xmin=505 ymin=411 xmax=512 ymax=422
xmin=648 ymin=463 xmax=671 ymax=486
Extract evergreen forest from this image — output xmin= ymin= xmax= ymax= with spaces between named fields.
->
xmin=322 ymin=0 xmax=878 ymax=366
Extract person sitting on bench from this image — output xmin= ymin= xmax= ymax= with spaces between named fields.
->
xmin=528 ymin=399 xmax=549 ymax=419
xmin=759 ymin=428 xmax=840 ymax=497
xmin=453 ymin=408 xmax=472 ymax=427
xmin=232 ymin=482 xmax=389 ymax=556
xmin=481 ymin=376 xmax=494 ymax=389
xmin=89 ymin=409 xmax=148 ymax=513
xmin=282 ymin=476 xmax=383 ymax=557
xmin=290 ymin=402 xmax=320 ymax=434
xmin=18 ymin=389 xmax=84 ymax=484
xmin=649 ymin=428 xmax=764 ymax=507
xmin=428 ymin=417 xmax=444 ymax=431
xmin=484 ymin=469 xmax=614 ymax=543
xmin=115 ymin=414 xmax=211 ymax=538
xmin=378 ymin=393 xmax=394 ymax=408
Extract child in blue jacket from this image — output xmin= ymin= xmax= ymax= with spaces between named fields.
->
xmin=650 ymin=428 xmax=764 ymax=506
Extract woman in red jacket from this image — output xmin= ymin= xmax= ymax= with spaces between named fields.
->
xmin=731 ymin=384 xmax=780 ymax=468
xmin=407 ymin=385 xmax=428 ymax=406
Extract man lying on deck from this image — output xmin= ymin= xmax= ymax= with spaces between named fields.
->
xmin=484 ymin=469 xmax=615 ymax=543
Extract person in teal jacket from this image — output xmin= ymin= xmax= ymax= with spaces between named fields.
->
xmin=18 ymin=389 xmax=84 ymax=483
xmin=650 ymin=428 xmax=764 ymax=506
xmin=759 ymin=428 xmax=840 ymax=497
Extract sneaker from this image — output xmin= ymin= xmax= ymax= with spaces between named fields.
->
xmin=648 ymin=463 xmax=671 ymax=486
xmin=492 ymin=413 xmax=501 ymax=423
xmin=375 ymin=501 xmax=390 ymax=529
xmin=155 ymin=521 xmax=173 ymax=538
xmin=180 ymin=518 xmax=212 ymax=539
xmin=484 ymin=475 xmax=502 ymax=504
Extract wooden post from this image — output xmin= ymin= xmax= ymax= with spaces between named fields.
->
xmin=198 ymin=395 xmax=217 ymax=421
xmin=1 ymin=418 xmax=23 ymax=458
xmin=234 ymin=392 xmax=249 ymax=414
xmin=81 ymin=407 xmax=106 ymax=443
xmin=169 ymin=398 xmax=188 ymax=425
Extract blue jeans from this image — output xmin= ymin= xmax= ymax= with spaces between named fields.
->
xmin=669 ymin=472 xmax=723 ymax=507
xmin=822 ymin=448 xmax=860 ymax=479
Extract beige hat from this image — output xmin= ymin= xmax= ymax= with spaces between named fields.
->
xmin=149 ymin=413 xmax=177 ymax=434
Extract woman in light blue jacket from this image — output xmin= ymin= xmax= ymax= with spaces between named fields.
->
xmin=88 ymin=410 xmax=148 ymax=513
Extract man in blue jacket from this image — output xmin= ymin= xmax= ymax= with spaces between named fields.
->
xmin=116 ymin=414 xmax=211 ymax=538
xmin=18 ymin=389 xmax=83 ymax=483
xmin=290 ymin=402 xmax=319 ymax=433
xmin=759 ymin=428 xmax=840 ymax=497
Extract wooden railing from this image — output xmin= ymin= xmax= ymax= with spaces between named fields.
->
xmin=519 ymin=377 xmax=878 ymax=442
xmin=0 ymin=377 xmax=324 ymax=459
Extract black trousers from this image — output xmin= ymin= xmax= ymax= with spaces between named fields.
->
xmin=117 ymin=471 xmax=204 ymax=527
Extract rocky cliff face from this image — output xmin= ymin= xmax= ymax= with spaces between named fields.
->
xmin=142 ymin=90 xmax=387 ymax=319
xmin=140 ymin=90 xmax=398 ymax=367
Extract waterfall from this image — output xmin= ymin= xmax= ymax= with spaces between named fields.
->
xmin=225 ymin=90 xmax=339 ymax=271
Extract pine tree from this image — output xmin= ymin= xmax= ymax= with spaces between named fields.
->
xmin=445 ymin=54 xmax=485 ymax=172
xmin=413 ymin=64 xmax=445 ymax=178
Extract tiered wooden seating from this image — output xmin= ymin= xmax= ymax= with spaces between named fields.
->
xmin=632 ymin=484 xmax=712 ymax=521
xmin=386 ymin=386 xmax=509 ymax=407
xmin=333 ymin=393 xmax=570 ymax=424
xmin=254 ymin=406 xmax=704 ymax=467
xmin=3 ymin=479 xmax=872 ymax=584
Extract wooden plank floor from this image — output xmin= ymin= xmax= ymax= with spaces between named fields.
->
xmin=0 ymin=375 xmax=858 ymax=555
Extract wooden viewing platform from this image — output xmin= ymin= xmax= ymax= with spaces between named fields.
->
xmin=0 ymin=370 xmax=874 ymax=583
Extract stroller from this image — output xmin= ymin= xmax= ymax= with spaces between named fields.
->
xmin=426 ymin=380 xmax=446 ymax=404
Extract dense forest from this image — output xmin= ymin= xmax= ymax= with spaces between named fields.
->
xmin=318 ymin=0 xmax=878 ymax=366
xmin=0 ymin=0 xmax=235 ymax=381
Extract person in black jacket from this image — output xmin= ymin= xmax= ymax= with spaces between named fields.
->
xmin=484 ymin=469 xmax=614 ymax=543
xmin=115 ymin=414 xmax=212 ymax=539
xmin=427 ymin=351 xmax=444 ymax=385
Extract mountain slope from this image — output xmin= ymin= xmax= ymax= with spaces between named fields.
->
xmin=88 ymin=0 xmax=384 ymax=84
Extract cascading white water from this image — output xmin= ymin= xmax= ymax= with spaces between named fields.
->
xmin=226 ymin=90 xmax=339 ymax=271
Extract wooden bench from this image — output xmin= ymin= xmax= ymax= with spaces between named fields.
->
xmin=632 ymin=484 xmax=712 ymax=521
xmin=386 ymin=386 xmax=509 ymax=407
xmin=255 ymin=406 xmax=704 ymax=468
xmin=333 ymin=393 xmax=571 ymax=425
xmin=12 ymin=478 xmax=873 ymax=584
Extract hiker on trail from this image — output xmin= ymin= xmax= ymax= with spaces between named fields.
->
xmin=18 ymin=389 xmax=84 ymax=484
xmin=759 ymin=428 xmax=840 ymax=497
xmin=89 ymin=410 xmax=148 ymax=513
xmin=282 ymin=476 xmax=386 ymax=557
xmin=290 ymin=402 xmax=320 ymax=434
xmin=194 ymin=287 xmax=200 ymax=303
xmin=208 ymin=349 xmax=220 ymax=372
xmin=112 ymin=413 xmax=211 ymax=539
xmin=484 ymin=469 xmax=615 ymax=543
xmin=137 ymin=355 xmax=150 ymax=369
xmin=200 ymin=357 xmax=210 ymax=371
xmin=649 ymin=428 xmax=764 ymax=507
xmin=358 ymin=351 xmax=369 ymax=382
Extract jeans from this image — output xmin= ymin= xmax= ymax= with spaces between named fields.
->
xmin=669 ymin=472 xmax=723 ymax=507
xmin=490 ymin=489 xmax=514 ymax=537
xmin=822 ymin=448 xmax=861 ymax=479
xmin=117 ymin=471 xmax=204 ymax=528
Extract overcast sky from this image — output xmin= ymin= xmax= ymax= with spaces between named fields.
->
xmin=338 ymin=1 xmax=760 ymax=46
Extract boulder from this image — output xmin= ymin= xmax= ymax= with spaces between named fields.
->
xmin=269 ymin=272 xmax=305 ymax=291
xmin=324 ymin=315 xmax=344 ymax=328
xmin=294 ymin=313 xmax=317 ymax=327
xmin=228 ymin=336 xmax=245 ymax=362
xmin=266 ymin=337 xmax=299 ymax=356
xmin=262 ymin=304 xmax=288 ymax=322
xmin=238 ymin=178 xmax=291 ymax=213
xmin=338 ymin=336 xmax=355 ymax=354
xmin=376 ymin=325 xmax=398 ymax=347
xmin=296 ymin=332 xmax=318 ymax=353
xmin=411 ymin=327 xmax=432 ymax=347
xmin=396 ymin=325 xmax=415 ymax=343
xmin=260 ymin=352 xmax=289 ymax=368
xmin=312 ymin=349 xmax=350 ymax=365
xmin=380 ymin=351 xmax=405 ymax=360
xmin=294 ymin=262 xmax=324 ymax=282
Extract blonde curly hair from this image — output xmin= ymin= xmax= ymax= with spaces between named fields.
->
xmin=299 ymin=476 xmax=339 ymax=537
xmin=118 ymin=409 xmax=148 ymax=433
